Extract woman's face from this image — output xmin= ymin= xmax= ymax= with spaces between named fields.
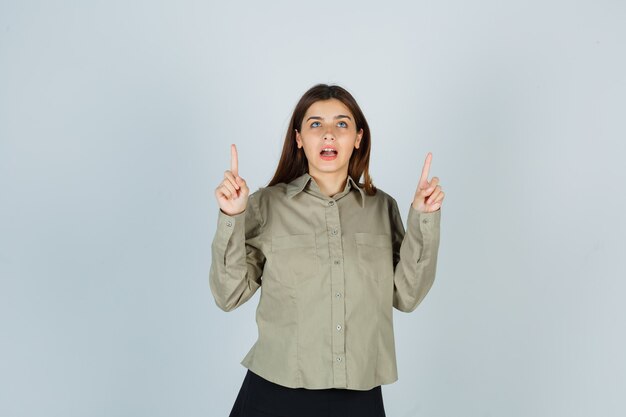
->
xmin=295 ymin=98 xmax=363 ymax=178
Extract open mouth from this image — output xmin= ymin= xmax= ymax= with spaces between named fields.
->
xmin=320 ymin=148 xmax=338 ymax=157
xmin=320 ymin=148 xmax=338 ymax=160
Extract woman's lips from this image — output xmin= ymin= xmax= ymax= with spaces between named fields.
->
xmin=320 ymin=145 xmax=338 ymax=160
xmin=320 ymin=150 xmax=338 ymax=161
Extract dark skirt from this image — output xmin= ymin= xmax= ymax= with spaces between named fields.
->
xmin=229 ymin=369 xmax=386 ymax=417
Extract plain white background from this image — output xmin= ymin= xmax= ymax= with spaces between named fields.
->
xmin=1 ymin=1 xmax=625 ymax=416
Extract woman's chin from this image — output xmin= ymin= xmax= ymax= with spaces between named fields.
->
xmin=310 ymin=162 xmax=347 ymax=175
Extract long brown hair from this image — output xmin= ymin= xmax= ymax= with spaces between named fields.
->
xmin=266 ymin=83 xmax=377 ymax=195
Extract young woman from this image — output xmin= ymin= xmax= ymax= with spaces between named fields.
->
xmin=210 ymin=84 xmax=445 ymax=417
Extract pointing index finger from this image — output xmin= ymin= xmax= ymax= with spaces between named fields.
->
xmin=419 ymin=152 xmax=432 ymax=188
xmin=231 ymin=144 xmax=238 ymax=177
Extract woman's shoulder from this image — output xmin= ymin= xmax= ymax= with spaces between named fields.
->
xmin=363 ymin=185 xmax=398 ymax=209
xmin=246 ymin=183 xmax=288 ymax=213
xmin=370 ymin=186 xmax=395 ymax=201
xmin=249 ymin=182 xmax=285 ymax=201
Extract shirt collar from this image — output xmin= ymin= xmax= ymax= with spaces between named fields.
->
xmin=286 ymin=172 xmax=365 ymax=208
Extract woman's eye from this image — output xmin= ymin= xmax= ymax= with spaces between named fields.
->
xmin=310 ymin=121 xmax=348 ymax=128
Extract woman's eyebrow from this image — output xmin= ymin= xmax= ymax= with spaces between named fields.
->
xmin=306 ymin=115 xmax=352 ymax=122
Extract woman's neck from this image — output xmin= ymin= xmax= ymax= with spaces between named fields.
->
xmin=308 ymin=169 xmax=349 ymax=198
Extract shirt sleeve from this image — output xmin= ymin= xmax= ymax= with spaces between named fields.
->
xmin=389 ymin=198 xmax=442 ymax=313
xmin=209 ymin=192 xmax=266 ymax=312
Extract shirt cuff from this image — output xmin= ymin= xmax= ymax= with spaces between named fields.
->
xmin=215 ymin=208 xmax=246 ymax=245
xmin=407 ymin=204 xmax=441 ymax=234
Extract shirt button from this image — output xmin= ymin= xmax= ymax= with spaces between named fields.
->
xmin=226 ymin=220 xmax=232 ymax=227
xmin=331 ymin=229 xmax=338 ymax=235
xmin=328 ymin=200 xmax=335 ymax=206
xmin=335 ymin=292 xmax=341 ymax=298
xmin=334 ymin=260 xmax=340 ymax=265
xmin=336 ymin=324 xmax=342 ymax=331
xmin=422 ymin=218 xmax=429 ymax=224
xmin=336 ymin=356 xmax=342 ymax=362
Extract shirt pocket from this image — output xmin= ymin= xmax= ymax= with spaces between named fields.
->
xmin=354 ymin=233 xmax=393 ymax=282
xmin=271 ymin=233 xmax=319 ymax=287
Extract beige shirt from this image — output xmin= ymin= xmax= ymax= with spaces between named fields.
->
xmin=209 ymin=172 xmax=442 ymax=390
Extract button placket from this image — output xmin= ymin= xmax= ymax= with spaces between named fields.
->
xmin=326 ymin=198 xmax=346 ymax=387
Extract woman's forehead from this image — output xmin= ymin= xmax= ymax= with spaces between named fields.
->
xmin=305 ymin=99 xmax=353 ymax=119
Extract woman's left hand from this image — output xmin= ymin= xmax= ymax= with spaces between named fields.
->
xmin=412 ymin=152 xmax=445 ymax=213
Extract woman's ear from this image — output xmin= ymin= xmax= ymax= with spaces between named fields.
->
xmin=295 ymin=129 xmax=302 ymax=148
xmin=355 ymin=128 xmax=364 ymax=149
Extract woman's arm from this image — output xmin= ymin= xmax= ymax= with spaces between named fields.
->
xmin=389 ymin=198 xmax=442 ymax=312
xmin=209 ymin=191 xmax=266 ymax=312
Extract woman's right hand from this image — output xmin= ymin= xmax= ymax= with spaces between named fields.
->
xmin=215 ymin=144 xmax=249 ymax=216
